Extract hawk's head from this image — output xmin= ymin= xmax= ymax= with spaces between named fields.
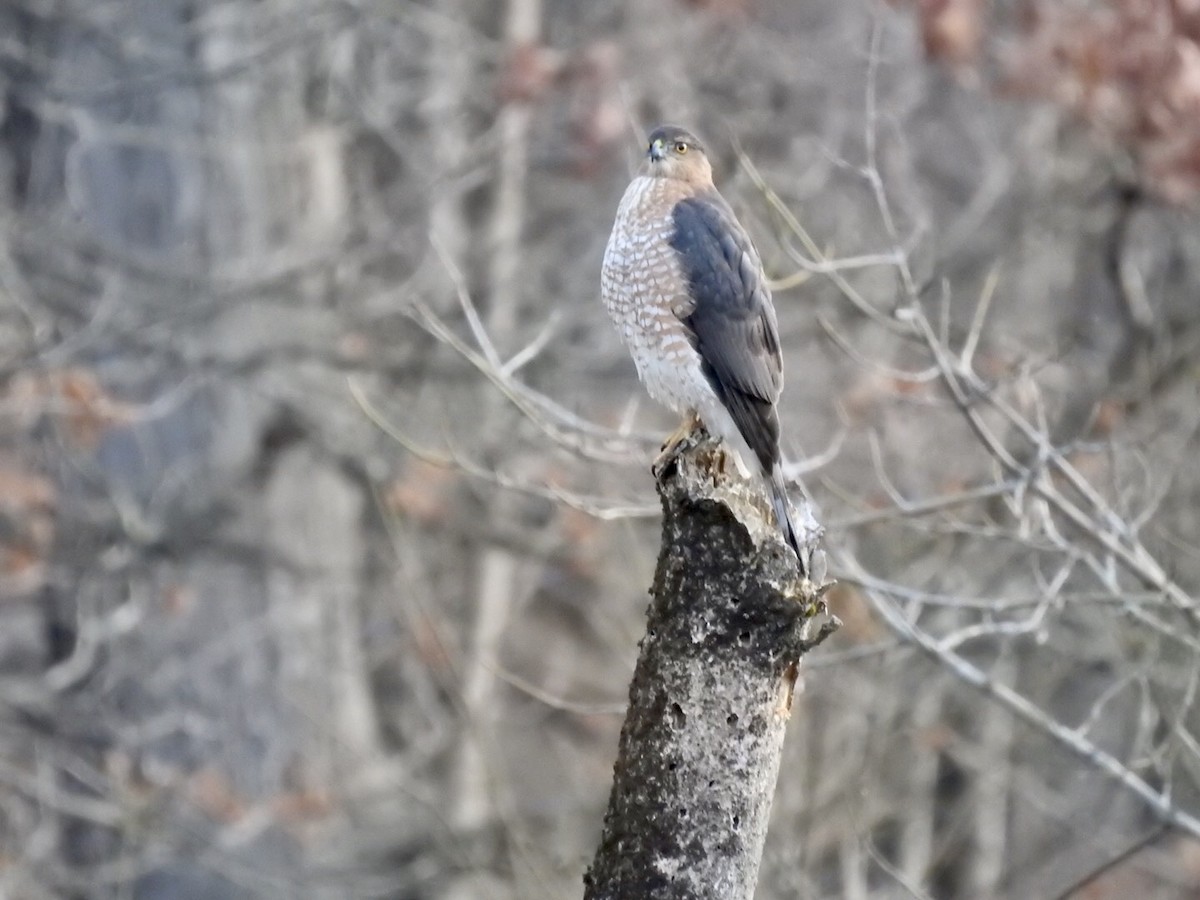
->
xmin=644 ymin=125 xmax=713 ymax=187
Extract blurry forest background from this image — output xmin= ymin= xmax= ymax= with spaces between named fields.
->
xmin=1 ymin=0 xmax=1200 ymax=898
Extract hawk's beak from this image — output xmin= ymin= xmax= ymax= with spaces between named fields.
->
xmin=649 ymin=139 xmax=665 ymax=162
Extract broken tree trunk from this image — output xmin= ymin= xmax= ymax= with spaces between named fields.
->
xmin=585 ymin=431 xmax=837 ymax=900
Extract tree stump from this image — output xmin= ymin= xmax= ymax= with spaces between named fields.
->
xmin=585 ymin=430 xmax=837 ymax=900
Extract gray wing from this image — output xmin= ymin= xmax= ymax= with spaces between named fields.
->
xmin=670 ymin=189 xmax=784 ymax=473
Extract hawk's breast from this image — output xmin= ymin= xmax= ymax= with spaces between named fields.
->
xmin=601 ymin=176 xmax=711 ymax=417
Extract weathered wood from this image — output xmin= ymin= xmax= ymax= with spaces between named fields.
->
xmin=585 ymin=432 xmax=835 ymax=900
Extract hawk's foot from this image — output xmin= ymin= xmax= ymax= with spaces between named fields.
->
xmin=652 ymin=411 xmax=702 ymax=479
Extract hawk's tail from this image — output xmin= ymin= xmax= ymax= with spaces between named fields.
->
xmin=769 ymin=466 xmax=806 ymax=575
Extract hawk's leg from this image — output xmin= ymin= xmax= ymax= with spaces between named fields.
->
xmin=652 ymin=410 xmax=702 ymax=478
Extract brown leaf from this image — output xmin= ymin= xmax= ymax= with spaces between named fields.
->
xmin=51 ymin=369 xmax=136 ymax=448
xmin=384 ymin=459 xmax=457 ymax=524
xmin=0 ymin=466 xmax=55 ymax=512
xmin=187 ymin=767 xmax=246 ymax=824
xmin=918 ymin=0 xmax=984 ymax=67
xmin=496 ymin=43 xmax=565 ymax=104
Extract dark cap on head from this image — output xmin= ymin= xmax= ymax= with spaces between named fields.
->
xmin=647 ymin=124 xmax=704 ymax=153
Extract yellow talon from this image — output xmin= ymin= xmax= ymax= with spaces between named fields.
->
xmin=652 ymin=411 xmax=702 ymax=476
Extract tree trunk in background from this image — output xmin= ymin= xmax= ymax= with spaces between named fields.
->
xmin=585 ymin=435 xmax=835 ymax=900
xmin=447 ymin=0 xmax=543 ymax=867
xmin=449 ymin=0 xmax=541 ymax=874
xmin=0 ymin=3 xmax=375 ymax=895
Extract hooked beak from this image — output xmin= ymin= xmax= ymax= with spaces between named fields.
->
xmin=649 ymin=139 xmax=665 ymax=162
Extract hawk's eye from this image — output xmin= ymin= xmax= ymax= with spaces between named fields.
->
xmin=674 ymin=141 xmax=688 ymax=154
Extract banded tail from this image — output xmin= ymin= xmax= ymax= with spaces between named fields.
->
xmin=769 ymin=466 xmax=806 ymax=575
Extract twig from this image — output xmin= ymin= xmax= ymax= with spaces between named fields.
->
xmin=489 ymin=664 xmax=626 ymax=716
xmin=1050 ymin=824 xmax=1172 ymax=900
xmin=849 ymin=553 xmax=1200 ymax=840
xmin=349 ymin=378 xmax=659 ymax=521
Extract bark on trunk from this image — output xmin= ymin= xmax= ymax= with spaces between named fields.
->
xmin=585 ymin=432 xmax=836 ymax=900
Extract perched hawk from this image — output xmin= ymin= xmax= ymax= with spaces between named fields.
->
xmin=601 ymin=124 xmax=805 ymax=569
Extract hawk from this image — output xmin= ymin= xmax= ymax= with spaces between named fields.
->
xmin=601 ymin=124 xmax=805 ymax=570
